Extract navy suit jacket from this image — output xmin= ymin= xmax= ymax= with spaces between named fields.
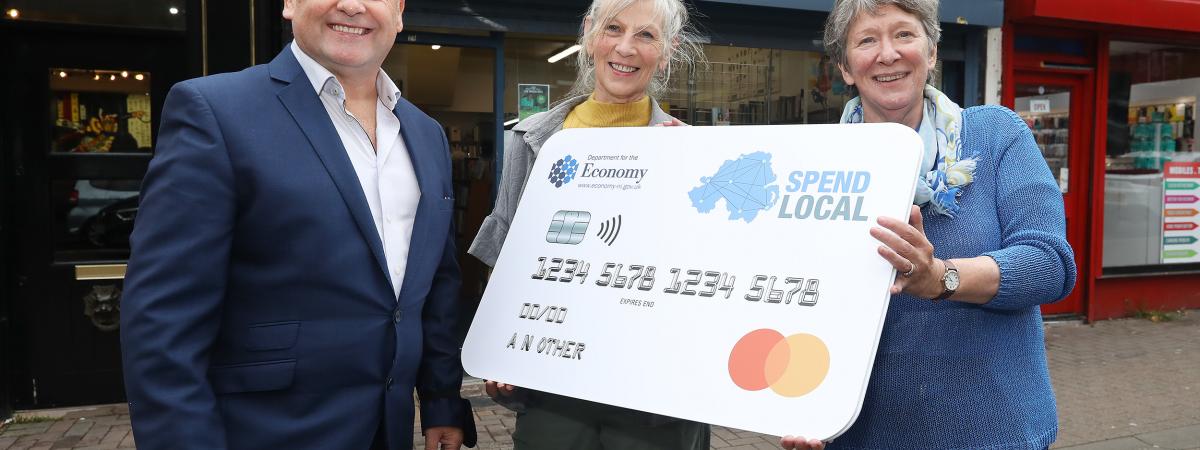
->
xmin=121 ymin=48 xmax=474 ymax=450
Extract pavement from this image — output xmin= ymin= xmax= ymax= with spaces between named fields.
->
xmin=2 ymin=312 xmax=1198 ymax=450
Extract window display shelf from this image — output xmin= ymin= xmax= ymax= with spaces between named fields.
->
xmin=1127 ymin=102 xmax=1195 ymax=155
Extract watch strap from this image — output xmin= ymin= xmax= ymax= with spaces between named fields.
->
xmin=932 ymin=259 xmax=958 ymax=301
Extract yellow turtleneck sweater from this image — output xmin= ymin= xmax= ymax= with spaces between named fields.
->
xmin=562 ymin=95 xmax=652 ymax=129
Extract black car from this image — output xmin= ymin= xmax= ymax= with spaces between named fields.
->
xmin=81 ymin=195 xmax=138 ymax=247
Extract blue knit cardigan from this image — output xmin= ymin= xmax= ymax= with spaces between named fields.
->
xmin=829 ymin=105 xmax=1077 ymax=450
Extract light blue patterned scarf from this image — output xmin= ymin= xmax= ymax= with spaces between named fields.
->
xmin=839 ymin=85 xmax=976 ymax=218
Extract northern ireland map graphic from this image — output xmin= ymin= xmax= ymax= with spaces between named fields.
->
xmin=688 ymin=151 xmax=780 ymax=223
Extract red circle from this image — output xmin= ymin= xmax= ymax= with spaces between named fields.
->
xmin=728 ymin=329 xmax=786 ymax=391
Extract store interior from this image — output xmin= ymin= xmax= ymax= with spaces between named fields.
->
xmin=1103 ymin=42 xmax=1200 ymax=268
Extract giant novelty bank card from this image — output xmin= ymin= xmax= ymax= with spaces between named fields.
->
xmin=462 ymin=124 xmax=923 ymax=440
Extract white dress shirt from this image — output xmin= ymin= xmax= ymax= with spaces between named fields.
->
xmin=292 ymin=42 xmax=421 ymax=298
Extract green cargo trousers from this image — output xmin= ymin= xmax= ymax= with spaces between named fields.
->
xmin=511 ymin=393 xmax=710 ymax=450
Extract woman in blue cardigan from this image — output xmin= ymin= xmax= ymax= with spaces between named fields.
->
xmin=782 ymin=1 xmax=1077 ymax=449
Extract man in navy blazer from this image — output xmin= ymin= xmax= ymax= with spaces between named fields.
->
xmin=120 ymin=0 xmax=474 ymax=448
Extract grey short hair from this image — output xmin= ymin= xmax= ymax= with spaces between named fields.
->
xmin=566 ymin=0 xmax=706 ymax=100
xmin=823 ymin=0 xmax=941 ymax=73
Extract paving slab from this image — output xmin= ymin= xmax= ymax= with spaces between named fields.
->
xmin=1134 ymin=424 xmax=1200 ymax=450
xmin=2 ymin=314 xmax=1197 ymax=449
xmin=1057 ymin=437 xmax=1155 ymax=450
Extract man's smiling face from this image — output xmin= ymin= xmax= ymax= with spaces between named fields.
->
xmin=283 ymin=0 xmax=404 ymax=77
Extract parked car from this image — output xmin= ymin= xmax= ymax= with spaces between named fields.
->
xmin=83 ymin=195 xmax=139 ymax=247
xmin=66 ymin=179 xmax=140 ymax=246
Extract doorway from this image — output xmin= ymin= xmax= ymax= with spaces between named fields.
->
xmin=1010 ymin=70 xmax=1095 ymax=317
xmin=4 ymin=27 xmax=186 ymax=407
xmin=388 ymin=32 xmax=505 ymax=344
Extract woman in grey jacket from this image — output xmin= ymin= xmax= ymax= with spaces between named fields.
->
xmin=468 ymin=0 xmax=707 ymax=448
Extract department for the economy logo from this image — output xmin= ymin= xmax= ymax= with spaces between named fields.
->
xmin=547 ymin=153 xmax=650 ymax=190
xmin=727 ymin=329 xmax=829 ymax=397
xmin=549 ymin=155 xmax=580 ymax=188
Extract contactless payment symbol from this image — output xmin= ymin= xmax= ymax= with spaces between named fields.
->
xmin=596 ymin=215 xmax=622 ymax=246
xmin=549 ymin=155 xmax=579 ymax=188
xmin=728 ymin=329 xmax=830 ymax=397
xmin=547 ymin=210 xmax=591 ymax=244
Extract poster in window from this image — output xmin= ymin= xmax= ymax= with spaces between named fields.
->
xmin=1163 ymin=162 xmax=1200 ymax=263
xmin=518 ymin=84 xmax=550 ymax=120
xmin=53 ymin=91 xmax=152 ymax=153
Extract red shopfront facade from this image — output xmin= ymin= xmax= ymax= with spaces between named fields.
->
xmin=1005 ymin=0 xmax=1200 ymax=321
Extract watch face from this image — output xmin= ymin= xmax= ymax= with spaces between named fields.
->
xmin=944 ymin=271 xmax=961 ymax=291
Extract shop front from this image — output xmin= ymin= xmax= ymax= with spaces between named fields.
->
xmin=1005 ymin=0 xmax=1200 ymax=321
xmin=2 ymin=0 xmax=999 ymax=412
xmin=1 ymin=1 xmax=191 ymax=411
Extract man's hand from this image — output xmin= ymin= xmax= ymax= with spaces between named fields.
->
xmin=484 ymin=380 xmax=516 ymax=400
xmin=424 ymin=426 xmax=464 ymax=450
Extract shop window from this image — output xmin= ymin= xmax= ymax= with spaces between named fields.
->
xmin=498 ymin=39 xmax=853 ymax=127
xmin=662 ymin=46 xmax=853 ymax=127
xmin=1104 ymin=41 xmax=1200 ymax=270
xmin=503 ymin=37 xmax=579 ymax=125
xmin=500 ymin=41 xmax=960 ymax=128
xmin=50 ymin=68 xmax=153 ymax=154
xmin=4 ymin=0 xmax=185 ymax=30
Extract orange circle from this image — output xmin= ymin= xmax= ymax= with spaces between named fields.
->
xmin=727 ymin=329 xmax=785 ymax=391
xmin=769 ymin=333 xmax=830 ymax=398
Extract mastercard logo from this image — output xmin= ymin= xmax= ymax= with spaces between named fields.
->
xmin=728 ymin=329 xmax=830 ymax=397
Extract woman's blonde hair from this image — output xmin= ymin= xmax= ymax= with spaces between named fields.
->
xmin=566 ymin=0 xmax=706 ymax=100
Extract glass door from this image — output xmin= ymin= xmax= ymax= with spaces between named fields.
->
xmin=1013 ymin=72 xmax=1093 ymax=317
xmin=1015 ymin=83 xmax=1073 ymax=194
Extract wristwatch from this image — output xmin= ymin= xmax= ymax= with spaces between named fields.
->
xmin=932 ymin=259 xmax=959 ymax=301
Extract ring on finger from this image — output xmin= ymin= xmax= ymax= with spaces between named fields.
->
xmin=902 ymin=260 xmax=915 ymax=277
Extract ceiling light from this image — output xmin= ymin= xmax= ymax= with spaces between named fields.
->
xmin=6 ymin=9 xmax=18 ymax=19
xmin=431 ymin=45 xmax=441 ymax=50
xmin=121 ymin=71 xmax=129 ymax=78
xmin=503 ymin=118 xmax=519 ymax=126
xmin=93 ymin=74 xmax=101 ymax=81
xmin=134 ymin=74 xmax=145 ymax=81
xmin=547 ymin=45 xmax=581 ymax=64
xmin=168 ymin=7 xmax=179 ymax=15
xmin=58 ymin=71 xmax=67 ymax=78
xmin=109 ymin=74 xmax=117 ymax=81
